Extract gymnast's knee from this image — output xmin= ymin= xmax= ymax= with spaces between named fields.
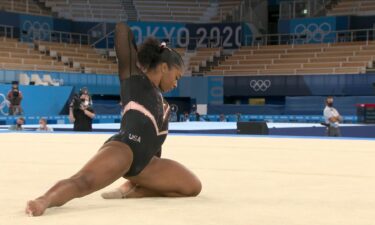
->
xmin=184 ymin=178 xmax=202 ymax=197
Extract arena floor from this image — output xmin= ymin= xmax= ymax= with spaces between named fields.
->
xmin=1 ymin=133 xmax=374 ymax=225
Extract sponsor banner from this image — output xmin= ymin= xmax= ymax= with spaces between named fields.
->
xmin=290 ymin=16 xmax=336 ymax=43
xmin=164 ymin=76 xmax=223 ymax=105
xmin=0 ymin=84 xmax=73 ymax=116
xmin=127 ymin=21 xmax=186 ymax=46
xmin=224 ymin=74 xmax=375 ymax=96
xmin=2 ymin=10 xmax=256 ymax=48
xmin=278 ymin=16 xmax=349 ymax=43
xmin=185 ymin=23 xmax=244 ymax=49
xmin=126 ymin=22 xmax=252 ymax=49
xmin=19 ymin=14 xmax=53 ymax=42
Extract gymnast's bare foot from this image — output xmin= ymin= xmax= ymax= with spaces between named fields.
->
xmin=25 ymin=197 xmax=49 ymax=216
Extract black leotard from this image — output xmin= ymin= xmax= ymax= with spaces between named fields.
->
xmin=106 ymin=75 xmax=170 ymax=176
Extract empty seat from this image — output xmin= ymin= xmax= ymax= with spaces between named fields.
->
xmin=18 ymin=73 xmax=30 ymax=85
xmin=207 ymin=40 xmax=374 ymax=76
xmin=42 ymin=74 xmax=60 ymax=86
xmin=31 ymin=74 xmax=48 ymax=86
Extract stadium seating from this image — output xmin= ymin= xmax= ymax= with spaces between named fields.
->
xmin=41 ymin=0 xmax=128 ymax=22
xmin=0 ymin=36 xmax=203 ymax=76
xmin=187 ymin=48 xmax=222 ymax=73
xmin=205 ymin=41 xmax=374 ymax=76
xmin=18 ymin=73 xmax=30 ymax=85
xmin=328 ymin=0 xmax=375 ymax=16
xmin=1 ymin=0 xmax=242 ymax=23
xmin=34 ymin=41 xmax=117 ymax=74
xmin=6 ymin=35 xmax=371 ymax=77
xmin=0 ymin=37 xmax=74 ymax=72
xmin=30 ymin=73 xmax=48 ymax=85
xmin=29 ymin=0 xmax=242 ymax=23
xmin=211 ymin=0 xmax=242 ymax=22
xmin=42 ymin=74 xmax=60 ymax=86
xmin=0 ymin=36 xmax=120 ymax=75
xmin=133 ymin=0 xmax=241 ymax=23
xmin=133 ymin=0 xmax=210 ymax=23
xmin=0 ymin=0 xmax=51 ymax=16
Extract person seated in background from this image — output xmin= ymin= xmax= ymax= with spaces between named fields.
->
xmin=9 ymin=117 xmax=25 ymax=131
xmin=7 ymin=82 xmax=23 ymax=115
xmin=182 ymin=111 xmax=190 ymax=121
xmin=236 ymin=112 xmax=242 ymax=122
xmin=36 ymin=118 xmax=53 ymax=132
xmin=218 ymin=114 xmax=227 ymax=122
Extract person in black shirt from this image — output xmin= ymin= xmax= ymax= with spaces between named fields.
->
xmin=26 ymin=23 xmax=201 ymax=216
xmin=69 ymin=87 xmax=95 ymax=131
xmin=7 ymin=82 xmax=23 ymax=115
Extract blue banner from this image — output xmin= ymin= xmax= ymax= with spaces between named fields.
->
xmin=207 ymin=76 xmax=224 ymax=104
xmin=127 ymin=21 xmax=186 ymax=46
xmin=19 ymin=14 xmax=53 ymax=42
xmin=125 ymin=22 xmax=252 ymax=49
xmin=185 ymin=23 xmax=245 ymax=49
xmin=0 ymin=11 xmax=20 ymax=27
xmin=163 ymin=76 xmax=223 ymax=104
xmin=279 ymin=16 xmax=349 ymax=43
xmin=290 ymin=16 xmax=336 ymax=43
xmin=224 ymin=74 xmax=375 ymax=97
xmin=2 ymin=10 xmax=257 ymax=48
xmin=96 ymin=22 xmax=253 ymax=49
xmin=350 ymin=16 xmax=375 ymax=29
xmin=0 ymin=84 xmax=73 ymax=116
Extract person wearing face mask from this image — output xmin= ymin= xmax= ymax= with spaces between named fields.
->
xmin=36 ymin=118 xmax=54 ymax=132
xmin=25 ymin=23 xmax=201 ymax=217
xmin=68 ymin=87 xmax=95 ymax=131
xmin=8 ymin=117 xmax=25 ymax=131
xmin=323 ymin=96 xmax=342 ymax=137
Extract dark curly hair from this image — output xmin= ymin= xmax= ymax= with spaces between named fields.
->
xmin=137 ymin=37 xmax=184 ymax=71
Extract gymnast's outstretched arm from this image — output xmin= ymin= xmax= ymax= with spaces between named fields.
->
xmin=115 ymin=22 xmax=141 ymax=81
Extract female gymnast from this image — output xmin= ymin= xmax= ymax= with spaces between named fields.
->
xmin=25 ymin=23 xmax=202 ymax=216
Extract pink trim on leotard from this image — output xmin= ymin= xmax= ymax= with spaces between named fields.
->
xmin=122 ymin=101 xmax=169 ymax=136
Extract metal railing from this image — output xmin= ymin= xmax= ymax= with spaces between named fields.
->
xmin=49 ymin=30 xmax=90 ymax=45
xmin=244 ymin=28 xmax=375 ymax=46
xmin=55 ymin=1 xmax=128 ymax=22
xmin=218 ymin=0 xmax=267 ymax=33
xmin=24 ymin=29 xmax=90 ymax=45
xmin=0 ymin=25 xmax=14 ymax=38
xmin=86 ymin=26 xmax=375 ymax=50
xmin=163 ymin=28 xmax=375 ymax=48
xmin=90 ymin=30 xmax=114 ymax=49
xmin=88 ymin=23 xmax=107 ymax=46
xmin=2 ymin=0 xmax=49 ymax=16
xmin=280 ymin=0 xmax=336 ymax=19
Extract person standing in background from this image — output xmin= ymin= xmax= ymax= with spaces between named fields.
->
xmin=323 ymin=96 xmax=342 ymax=137
xmin=7 ymin=81 xmax=23 ymax=115
xmin=69 ymin=87 xmax=95 ymax=131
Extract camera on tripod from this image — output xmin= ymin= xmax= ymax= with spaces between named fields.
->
xmin=71 ymin=94 xmax=83 ymax=109
xmin=12 ymin=88 xmax=19 ymax=97
xmin=71 ymin=87 xmax=90 ymax=109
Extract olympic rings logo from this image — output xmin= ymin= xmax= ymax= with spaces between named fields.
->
xmin=0 ymin=93 xmax=10 ymax=116
xmin=170 ymin=104 xmax=179 ymax=113
xmin=22 ymin=20 xmax=51 ymax=41
xmin=294 ymin=22 xmax=332 ymax=42
xmin=249 ymin=80 xmax=271 ymax=92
